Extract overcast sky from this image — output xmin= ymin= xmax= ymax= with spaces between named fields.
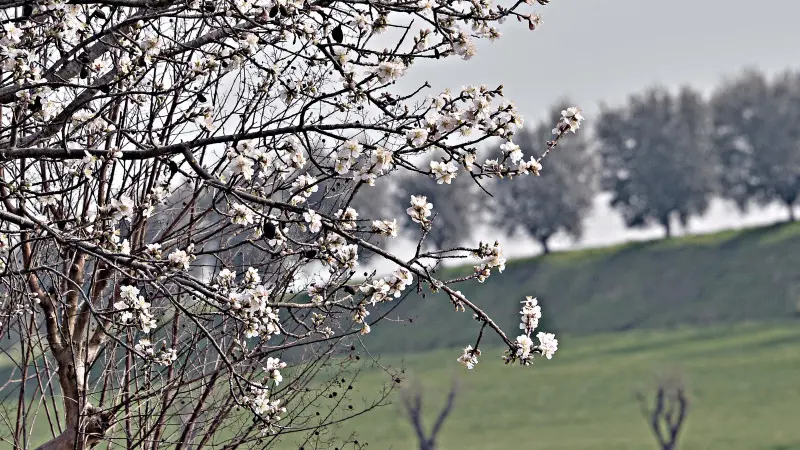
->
xmin=385 ymin=0 xmax=800 ymax=260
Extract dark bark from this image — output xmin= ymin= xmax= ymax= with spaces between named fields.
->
xmin=34 ymin=405 xmax=113 ymax=450
xmin=660 ymin=216 xmax=672 ymax=239
xmin=539 ymin=236 xmax=551 ymax=254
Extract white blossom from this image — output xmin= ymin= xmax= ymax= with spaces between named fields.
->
xmin=537 ymin=332 xmax=559 ymax=359
xmin=110 ymin=196 xmax=135 ymax=221
xmin=406 ymin=128 xmax=429 ymax=148
xmin=500 ymin=140 xmax=524 ymax=163
xmin=457 ymin=345 xmax=479 ymax=369
xmin=371 ymin=219 xmax=398 ymax=237
xmin=168 ymin=249 xmax=192 ymax=270
xmin=231 ymin=203 xmax=255 ymax=226
xmin=265 ymin=357 xmax=287 ymax=385
xmin=519 ymin=296 xmax=542 ymax=333
xmin=303 ymin=209 xmax=322 ymax=233
xmin=374 ymin=61 xmax=405 ymax=83
xmin=430 ymin=160 xmax=458 ymax=184
xmin=231 ymin=154 xmax=255 ymax=180
xmin=406 ymin=195 xmax=433 ymax=225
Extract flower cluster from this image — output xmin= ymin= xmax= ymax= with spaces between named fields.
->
xmin=243 ymin=385 xmax=287 ymax=435
xmin=430 ymin=160 xmax=459 ymax=184
xmin=553 ymin=107 xmax=585 ymax=135
xmin=113 ymin=286 xmax=157 ymax=333
xmin=303 ymin=209 xmax=323 ymax=233
xmin=214 ymin=268 xmax=282 ymax=340
xmin=0 ymin=233 xmax=9 ymax=271
xmin=358 ymin=267 xmax=414 ymax=305
xmin=335 ymin=140 xmax=363 ymax=175
xmin=167 ymin=246 xmax=196 ymax=271
xmin=457 ymin=345 xmax=481 ymax=370
xmin=519 ymin=296 xmax=542 ymax=335
xmin=265 ymin=357 xmax=287 ymax=386
xmin=406 ymin=195 xmax=433 ymax=226
xmin=108 ymin=196 xmax=135 ymax=222
xmin=224 ymin=138 xmax=306 ymax=184
xmin=134 ymin=339 xmax=178 ymax=366
xmin=317 ymin=233 xmax=360 ymax=272
xmin=231 ymin=203 xmax=255 ymax=226
xmin=353 ymin=304 xmax=371 ymax=335
xmin=334 ymin=207 xmax=358 ymax=230
xmin=472 ymin=241 xmax=507 ymax=282
xmin=371 ymin=219 xmax=399 ymax=237
xmin=502 ymin=296 xmax=559 ymax=366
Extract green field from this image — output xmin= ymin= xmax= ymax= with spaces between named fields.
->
xmin=365 ymin=222 xmax=800 ymax=355
xmin=7 ymin=222 xmax=800 ymax=448
xmin=338 ymin=322 xmax=800 ymax=450
xmin=8 ymin=322 xmax=800 ymax=449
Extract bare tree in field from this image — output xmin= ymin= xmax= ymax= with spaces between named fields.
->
xmin=488 ymin=101 xmax=595 ymax=254
xmin=635 ymin=375 xmax=690 ymax=450
xmin=0 ymin=0 xmax=574 ymax=448
xmin=400 ymin=380 xmax=458 ymax=450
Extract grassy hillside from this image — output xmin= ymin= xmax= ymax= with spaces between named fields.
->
xmin=339 ymin=322 xmax=800 ymax=450
xmin=364 ymin=222 xmax=800 ymax=354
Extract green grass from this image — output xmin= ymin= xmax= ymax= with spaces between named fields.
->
xmin=8 ymin=223 xmax=800 ymax=448
xmin=9 ymin=323 xmax=800 ymax=449
xmin=337 ymin=322 xmax=800 ymax=450
xmin=365 ymin=221 xmax=800 ymax=354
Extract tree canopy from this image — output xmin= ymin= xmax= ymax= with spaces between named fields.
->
xmin=596 ymin=87 xmax=717 ymax=238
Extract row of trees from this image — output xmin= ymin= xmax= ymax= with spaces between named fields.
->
xmin=376 ymin=68 xmax=800 ymax=253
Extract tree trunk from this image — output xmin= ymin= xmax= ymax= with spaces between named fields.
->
xmin=661 ymin=217 xmax=672 ymax=239
xmin=36 ymin=354 xmax=111 ymax=450
xmin=35 ymin=430 xmax=78 ymax=450
xmin=539 ymin=237 xmax=550 ymax=255
xmin=787 ymin=201 xmax=796 ymax=222
xmin=35 ymin=405 xmax=113 ymax=450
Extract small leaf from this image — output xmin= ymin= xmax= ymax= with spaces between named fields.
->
xmin=331 ymin=24 xmax=344 ymax=43
xmin=30 ymin=97 xmax=42 ymax=112
xmin=263 ymin=222 xmax=277 ymax=239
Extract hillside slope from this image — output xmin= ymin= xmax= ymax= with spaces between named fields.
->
xmin=364 ymin=222 xmax=800 ymax=354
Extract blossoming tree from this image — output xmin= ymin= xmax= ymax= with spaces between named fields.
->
xmin=0 ymin=0 xmax=581 ymax=447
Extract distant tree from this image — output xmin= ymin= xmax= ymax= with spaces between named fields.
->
xmin=711 ymin=69 xmax=800 ymax=221
xmin=488 ymin=103 xmax=595 ymax=254
xmin=400 ymin=380 xmax=459 ymax=450
xmin=596 ymin=87 xmax=717 ymax=238
xmin=394 ymin=160 xmax=478 ymax=251
xmin=635 ymin=374 xmax=690 ymax=450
